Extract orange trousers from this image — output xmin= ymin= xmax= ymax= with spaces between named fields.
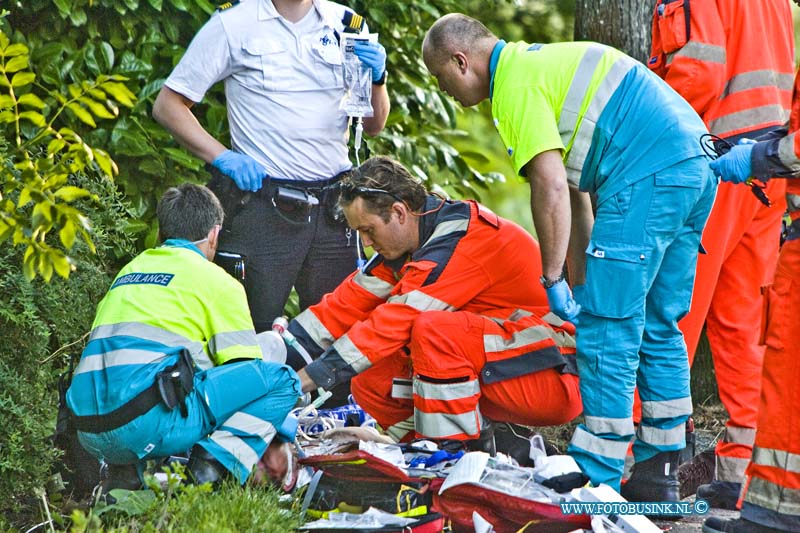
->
xmin=351 ymin=311 xmax=582 ymax=442
xmin=738 ymin=235 xmax=800 ymax=529
xmin=634 ymin=178 xmax=784 ymax=482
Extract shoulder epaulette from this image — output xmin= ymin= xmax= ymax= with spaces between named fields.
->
xmin=216 ymin=0 xmax=240 ymax=12
xmin=341 ymin=10 xmax=365 ymax=33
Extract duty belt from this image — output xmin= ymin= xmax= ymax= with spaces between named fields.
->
xmin=71 ymin=350 xmax=195 ymax=434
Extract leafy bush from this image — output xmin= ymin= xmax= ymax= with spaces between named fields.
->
xmin=4 ymin=0 xmax=534 ymax=249
xmin=0 ymin=28 xmax=135 ymax=280
xmin=0 ymin=167 xmax=134 ymax=528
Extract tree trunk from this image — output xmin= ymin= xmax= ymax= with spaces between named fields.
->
xmin=574 ymin=0 xmax=653 ymax=63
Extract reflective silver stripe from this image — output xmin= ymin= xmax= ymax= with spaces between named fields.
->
xmin=744 ymin=476 xmax=800 ymax=516
xmin=723 ymin=426 xmax=756 ymax=446
xmin=637 ymin=423 xmax=685 ymax=446
xmin=89 ymin=321 xmax=205 ymax=355
xmin=552 ymin=330 xmax=576 ymax=349
xmin=787 ymin=193 xmax=800 ymax=211
xmin=559 ymin=46 xmax=605 ymax=147
xmin=413 ymin=377 xmax=480 ymax=402
xmin=584 ymin=415 xmax=634 ymax=437
xmin=422 ymin=218 xmax=469 ymax=247
xmin=709 ymin=105 xmax=790 ymax=136
xmin=670 ymin=41 xmax=726 ymax=64
xmin=209 ymin=431 xmax=259 ymax=473
xmin=211 ymin=415 xmax=278 ymax=474
xmin=191 ymin=350 xmax=214 ymax=370
xmin=507 ymin=309 xmax=533 ymax=321
xmin=778 ymin=133 xmax=800 ymax=172
xmin=387 ymin=290 xmax=455 ymax=312
xmin=564 ymin=54 xmax=636 ymax=186
xmin=558 ymin=46 xmax=605 ymax=186
xmin=87 ymin=321 xmax=212 ymax=369
xmin=640 ymin=396 xmax=693 ymax=419
xmin=570 ymin=425 xmax=630 ymax=459
xmin=484 ymin=324 xmax=559 ymax=353
xmin=415 ymin=409 xmax=480 ymax=439
xmin=295 ymin=309 xmax=335 ymax=350
xmin=540 ymin=311 xmax=565 ymax=327
xmin=75 ymin=349 xmax=171 ymax=375
xmin=332 ymin=333 xmax=371 ymax=373
xmin=722 ymin=70 xmax=795 ymax=98
xmin=208 ymin=330 xmax=259 ymax=354
xmin=386 ymin=416 xmax=415 ymax=443
xmin=751 ymin=446 xmax=800 ymax=474
xmin=716 ymin=454 xmax=749 ymax=483
xmin=353 ymin=270 xmax=394 ymax=299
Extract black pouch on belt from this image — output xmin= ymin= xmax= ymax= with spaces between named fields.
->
xmin=156 ymin=349 xmax=196 ymax=418
xmin=321 ymin=181 xmax=346 ymax=225
xmin=206 ymin=165 xmax=252 ymax=221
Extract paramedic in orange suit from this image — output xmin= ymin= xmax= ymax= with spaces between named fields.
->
xmin=286 ymin=156 xmax=582 ymax=443
xmin=648 ymin=0 xmax=794 ymax=508
xmin=702 ymin=62 xmax=800 ymax=533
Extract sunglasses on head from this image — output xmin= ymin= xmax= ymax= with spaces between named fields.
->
xmin=340 ymin=182 xmax=404 ymax=204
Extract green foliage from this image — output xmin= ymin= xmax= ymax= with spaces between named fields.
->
xmin=67 ymin=467 xmax=300 ymax=533
xmin=5 ymin=0 xmax=572 ymax=251
xmin=0 ymin=168 xmax=132 ymax=525
xmin=0 ymin=28 xmax=135 ymax=280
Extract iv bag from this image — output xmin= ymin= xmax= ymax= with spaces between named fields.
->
xmin=340 ymin=33 xmax=377 ymax=118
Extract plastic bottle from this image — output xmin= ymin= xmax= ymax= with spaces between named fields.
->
xmin=272 ymin=317 xmax=332 ymax=411
xmin=272 ymin=317 xmax=312 ymax=365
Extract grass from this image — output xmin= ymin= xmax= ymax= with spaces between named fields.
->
xmin=49 ymin=468 xmax=302 ymax=533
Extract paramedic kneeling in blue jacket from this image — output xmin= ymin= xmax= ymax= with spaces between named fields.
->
xmin=66 ymin=183 xmax=301 ymax=493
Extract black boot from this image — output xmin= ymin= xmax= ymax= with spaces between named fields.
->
xmin=187 ymin=445 xmax=228 ymax=487
xmin=464 ymin=419 xmax=496 ymax=456
xmin=703 ymin=516 xmax=785 ymax=533
xmin=696 ymin=480 xmax=741 ymax=510
xmin=620 ymin=450 xmax=681 ymax=502
xmin=98 ymin=463 xmax=142 ymax=503
xmin=493 ymin=423 xmax=560 ymax=466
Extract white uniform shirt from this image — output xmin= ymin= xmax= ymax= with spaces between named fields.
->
xmin=165 ymin=0 xmax=363 ymax=181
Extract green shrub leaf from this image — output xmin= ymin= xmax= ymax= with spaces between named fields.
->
xmin=4 ymin=55 xmax=30 ymax=73
xmin=67 ymin=102 xmax=97 ymax=127
xmin=17 ymin=93 xmax=45 ymax=109
xmin=18 ymin=111 xmax=46 ymax=127
xmin=10 ymin=71 xmax=35 ymax=87
xmin=54 ymin=186 xmax=92 ymax=203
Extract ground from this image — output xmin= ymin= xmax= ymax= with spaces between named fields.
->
xmin=534 ymin=402 xmax=733 ymax=532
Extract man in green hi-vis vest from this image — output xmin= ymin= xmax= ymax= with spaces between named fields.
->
xmin=423 ymin=13 xmax=717 ymax=501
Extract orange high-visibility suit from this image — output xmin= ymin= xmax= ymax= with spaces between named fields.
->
xmin=289 ymin=197 xmax=582 ymax=442
xmin=648 ymin=0 xmax=794 ymax=485
xmin=717 ymin=71 xmax=800 ymax=532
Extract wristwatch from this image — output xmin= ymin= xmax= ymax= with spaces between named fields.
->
xmin=373 ymin=70 xmax=387 ymax=86
xmin=539 ymin=274 xmax=565 ymax=289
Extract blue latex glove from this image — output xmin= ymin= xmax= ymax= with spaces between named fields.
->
xmin=709 ymin=142 xmax=754 ymax=184
xmin=546 ymin=279 xmax=581 ymax=324
xmin=211 ymin=150 xmax=266 ymax=192
xmin=352 ymin=41 xmax=386 ymax=83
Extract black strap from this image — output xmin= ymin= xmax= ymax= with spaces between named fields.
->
xmin=71 ymin=381 xmax=162 ymax=434
xmin=683 ymin=0 xmax=691 ymax=44
xmin=71 ymin=350 xmax=195 ymax=434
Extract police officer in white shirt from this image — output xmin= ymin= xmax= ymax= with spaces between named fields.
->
xmin=153 ymin=0 xmax=389 ymax=338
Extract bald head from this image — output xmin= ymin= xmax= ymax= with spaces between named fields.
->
xmin=422 ymin=13 xmax=497 ymax=68
xmin=422 ymin=13 xmax=499 ymax=107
